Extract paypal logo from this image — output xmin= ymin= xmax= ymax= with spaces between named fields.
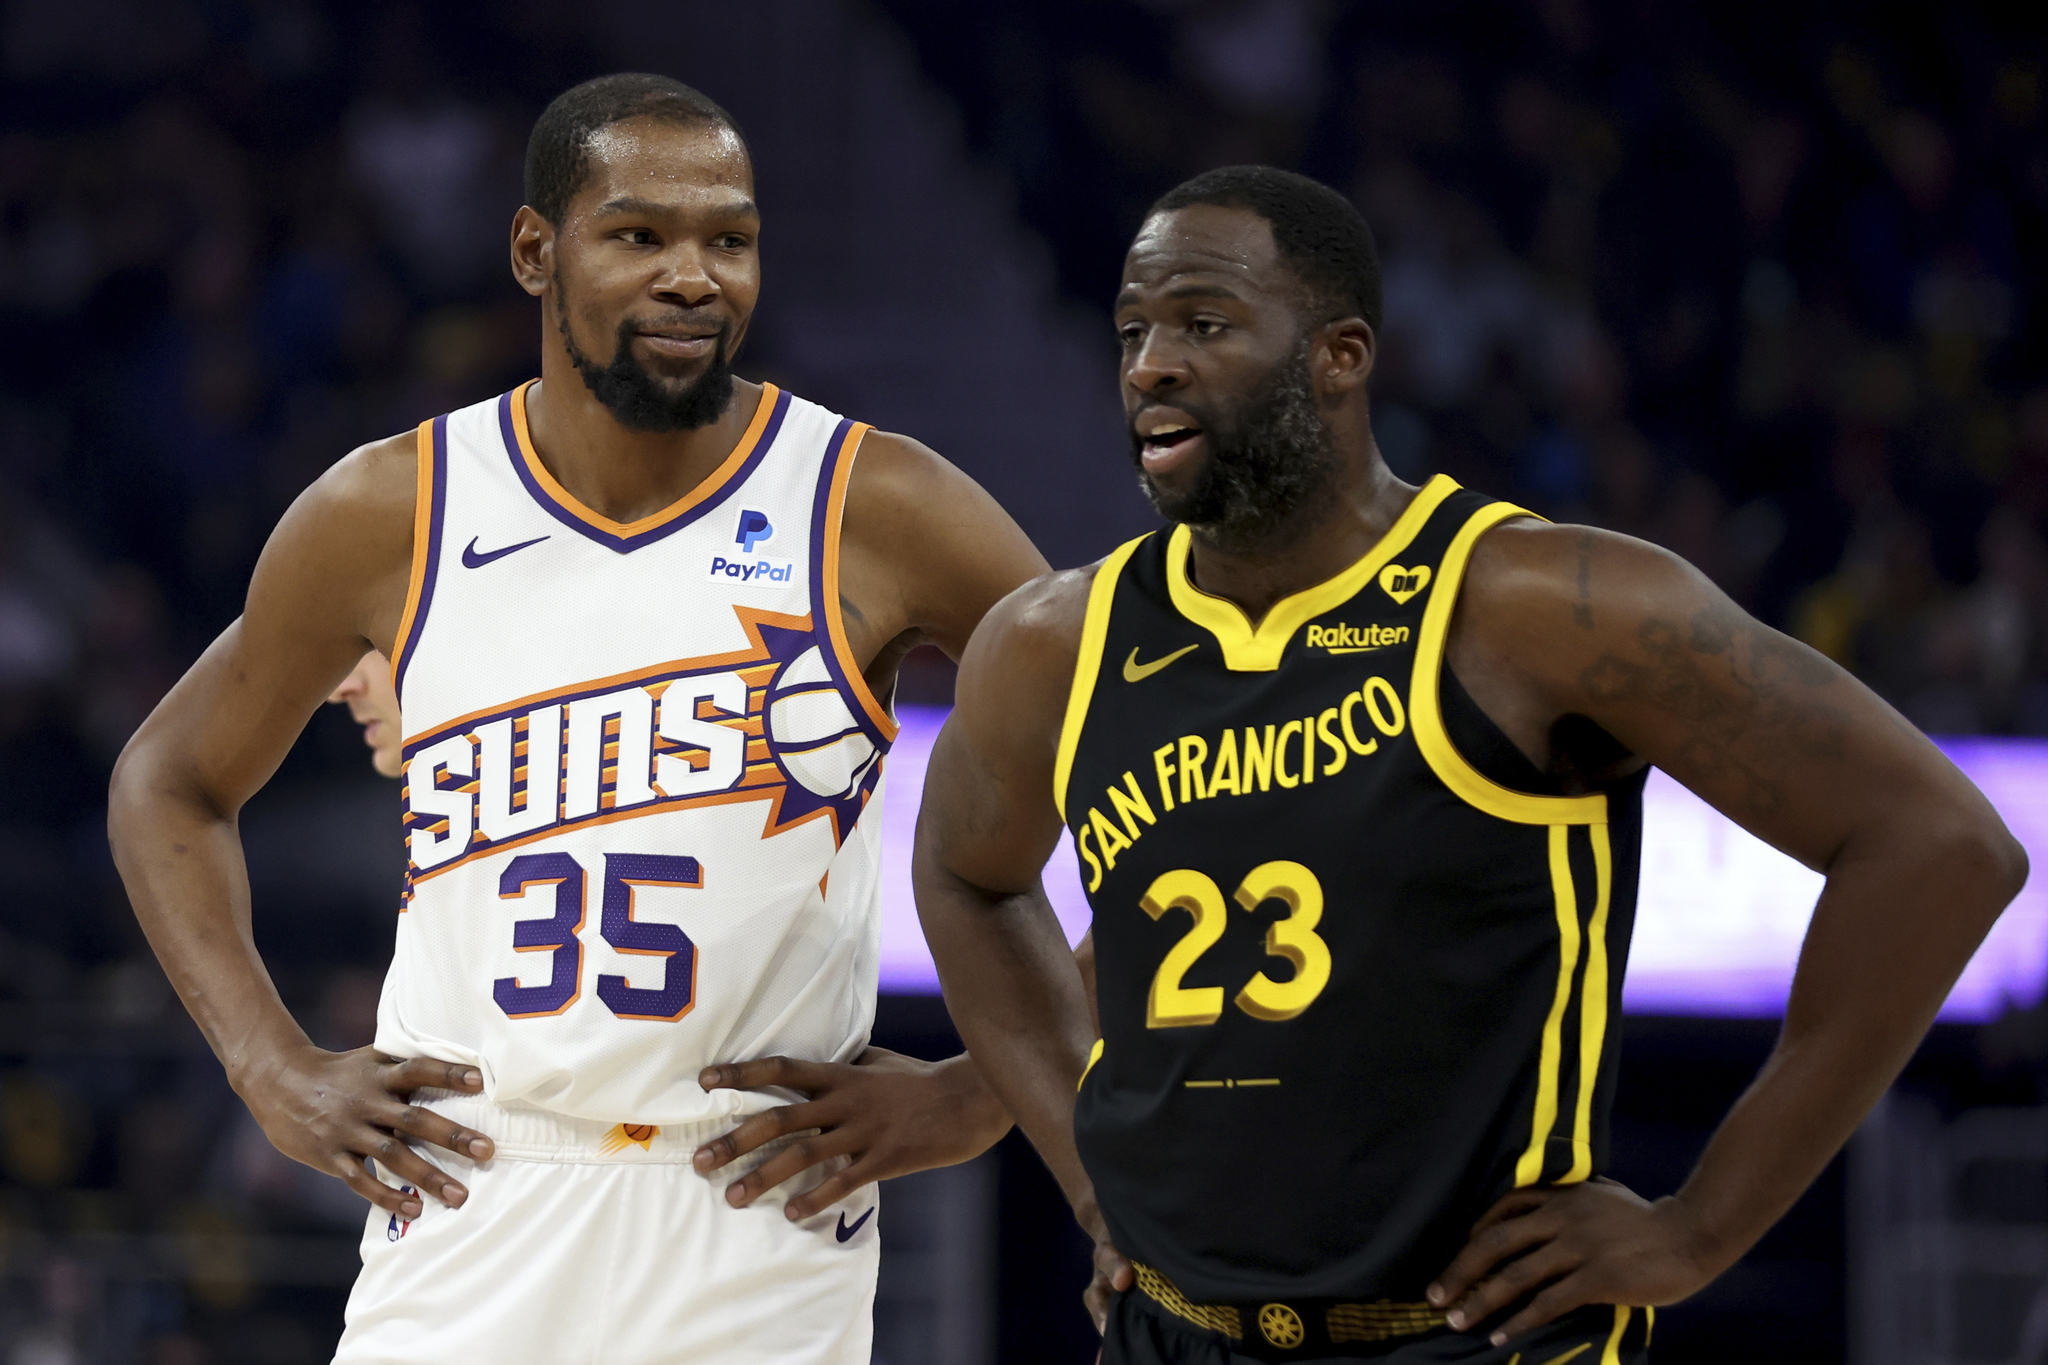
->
xmin=708 ymin=556 xmax=794 ymax=584
xmin=736 ymin=509 xmax=774 ymax=554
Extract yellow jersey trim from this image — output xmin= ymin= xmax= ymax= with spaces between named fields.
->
xmin=1602 ymin=1306 xmax=1632 ymax=1364
xmin=1054 ymin=536 xmax=1148 ymax=822
xmin=1078 ymin=1038 xmax=1104 ymax=1090
xmin=508 ymin=379 xmax=781 ymax=539
xmin=1565 ymin=821 xmax=1615 ymax=1183
xmin=1408 ymin=500 xmax=1608 ymax=825
xmin=1516 ymin=824 xmax=1586 ymax=1186
xmin=1163 ymin=475 xmax=1461 ymax=672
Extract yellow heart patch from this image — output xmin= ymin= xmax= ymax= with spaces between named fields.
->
xmin=1378 ymin=564 xmax=1432 ymax=605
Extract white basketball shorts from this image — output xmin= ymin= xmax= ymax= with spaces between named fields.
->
xmin=332 ymin=1091 xmax=879 ymax=1365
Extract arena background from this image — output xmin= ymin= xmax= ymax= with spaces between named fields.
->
xmin=0 ymin=1 xmax=2044 ymax=1361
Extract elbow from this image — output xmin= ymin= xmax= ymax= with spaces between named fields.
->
xmin=1944 ymin=814 xmax=2030 ymax=917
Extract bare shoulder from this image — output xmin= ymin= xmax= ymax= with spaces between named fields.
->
xmin=838 ymin=427 xmax=1049 ymax=659
xmin=953 ymin=560 xmax=1107 ymax=752
xmin=1455 ymin=517 xmax=1777 ymax=667
xmin=835 ymin=431 xmax=1019 ymax=548
xmin=252 ymin=429 xmax=421 ymax=654
xmin=965 ymin=562 xmax=1101 ymax=676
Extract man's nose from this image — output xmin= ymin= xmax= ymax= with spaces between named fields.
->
xmin=652 ymin=245 xmax=718 ymax=306
xmin=1124 ymin=331 xmax=1187 ymax=395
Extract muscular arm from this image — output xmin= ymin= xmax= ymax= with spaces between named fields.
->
xmin=911 ymin=569 xmax=1133 ymax=1324
xmin=1432 ymin=523 xmax=2028 ymax=1340
xmin=108 ymin=434 xmax=493 ymax=1219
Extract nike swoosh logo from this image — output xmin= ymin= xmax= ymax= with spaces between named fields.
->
xmin=1123 ymin=643 xmax=1199 ymax=683
xmin=835 ymin=1207 xmax=874 ymax=1242
xmin=461 ymin=535 xmax=549 ymax=569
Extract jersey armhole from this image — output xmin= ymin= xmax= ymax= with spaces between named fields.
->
xmin=1407 ymin=501 xmax=1607 ymax=826
xmin=1053 ymin=536 xmax=1148 ymax=823
xmin=815 ymin=420 xmax=900 ymax=745
xmin=390 ymin=414 xmax=447 ymax=707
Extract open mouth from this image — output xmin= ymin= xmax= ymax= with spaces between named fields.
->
xmin=1142 ymin=423 xmax=1202 ymax=455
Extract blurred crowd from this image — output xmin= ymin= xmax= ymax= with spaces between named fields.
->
xmin=0 ymin=0 xmax=2042 ymax=1359
xmin=885 ymin=0 xmax=2048 ymax=730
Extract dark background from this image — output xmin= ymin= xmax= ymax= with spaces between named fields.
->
xmin=0 ymin=0 xmax=2043 ymax=1361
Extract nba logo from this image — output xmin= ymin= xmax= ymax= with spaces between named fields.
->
xmin=387 ymin=1186 xmax=417 ymax=1241
xmin=735 ymin=509 xmax=773 ymax=553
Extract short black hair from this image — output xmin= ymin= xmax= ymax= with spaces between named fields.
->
xmin=525 ymin=73 xmax=748 ymax=224
xmin=1149 ymin=166 xmax=1381 ymax=333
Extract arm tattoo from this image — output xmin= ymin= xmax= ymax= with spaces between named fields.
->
xmin=1578 ymin=603 xmax=1842 ymax=819
xmin=839 ymin=593 xmax=869 ymax=629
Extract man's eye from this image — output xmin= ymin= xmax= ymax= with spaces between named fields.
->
xmin=1192 ymin=318 xmax=1225 ymax=337
xmin=1118 ymin=325 xmax=1144 ymax=347
xmin=622 ymin=230 xmax=655 ymax=246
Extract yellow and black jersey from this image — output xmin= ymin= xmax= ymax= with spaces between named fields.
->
xmin=1059 ymin=476 xmax=1646 ymax=1305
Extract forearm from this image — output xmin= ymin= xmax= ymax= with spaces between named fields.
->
xmin=108 ymin=747 xmax=307 ymax=1084
xmin=916 ymin=864 xmax=1098 ymax=1214
xmin=1672 ymin=820 xmax=2020 ymax=1269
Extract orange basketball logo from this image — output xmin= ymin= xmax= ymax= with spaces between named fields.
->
xmin=600 ymin=1122 xmax=662 ymax=1154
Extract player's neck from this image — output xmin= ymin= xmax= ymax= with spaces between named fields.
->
xmin=1183 ymin=440 xmax=1414 ymax=628
xmin=522 ymin=364 xmax=767 ymax=526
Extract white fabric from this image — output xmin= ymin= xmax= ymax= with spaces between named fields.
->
xmin=333 ymin=1096 xmax=878 ymax=1365
xmin=384 ymin=384 xmax=887 ymax=1127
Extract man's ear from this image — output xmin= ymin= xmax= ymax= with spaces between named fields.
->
xmin=510 ymin=206 xmax=553 ymax=298
xmin=1315 ymin=317 xmax=1376 ymax=397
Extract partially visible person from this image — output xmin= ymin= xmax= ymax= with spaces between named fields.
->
xmin=328 ymin=649 xmax=402 ymax=777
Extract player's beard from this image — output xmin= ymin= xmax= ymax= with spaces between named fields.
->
xmin=1128 ymin=338 xmax=1336 ymax=551
xmin=557 ymin=277 xmax=736 ymax=433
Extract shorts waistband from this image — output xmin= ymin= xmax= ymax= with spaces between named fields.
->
xmin=414 ymin=1089 xmax=777 ymax=1164
xmin=1133 ymin=1263 xmax=1447 ymax=1359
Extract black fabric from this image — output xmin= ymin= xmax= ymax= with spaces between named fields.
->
xmin=1066 ymin=484 xmax=1646 ymax=1304
xmin=1438 ymin=664 xmax=1565 ymax=796
xmin=1103 ymin=1290 xmax=1653 ymax=1364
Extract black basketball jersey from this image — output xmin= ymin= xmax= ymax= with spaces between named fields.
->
xmin=1060 ymin=476 xmax=1646 ymax=1304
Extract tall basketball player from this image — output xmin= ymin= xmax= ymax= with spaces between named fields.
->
xmin=913 ymin=167 xmax=2027 ymax=1363
xmin=109 ymin=75 xmax=1041 ymax=1364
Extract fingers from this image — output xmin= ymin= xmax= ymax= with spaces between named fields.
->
xmin=385 ymin=1056 xmax=484 ymax=1096
xmin=699 ymin=1056 xmax=832 ymax=1096
xmin=1487 ymin=1273 xmax=1596 ymax=1345
xmin=693 ymin=1101 xmax=828 ymax=1174
xmin=332 ymin=1152 xmax=433 ymax=1217
xmin=1084 ymin=1241 xmax=1131 ymax=1334
xmin=356 ymin=1126 xmax=470 ymax=1208
xmin=382 ymin=1099 xmax=494 ymax=1163
xmin=1441 ymin=1241 xmax=1575 ymax=1335
xmin=720 ymin=1131 xmax=846 ymax=1209
xmin=1468 ymin=1186 xmax=1550 ymax=1236
xmin=1429 ymin=1206 xmax=1556 ymax=1314
xmin=782 ymin=1157 xmax=872 ymax=1222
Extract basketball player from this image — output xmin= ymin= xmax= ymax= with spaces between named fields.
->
xmin=109 ymin=75 xmax=1042 ymax=1364
xmin=913 ymin=166 xmax=2027 ymax=1362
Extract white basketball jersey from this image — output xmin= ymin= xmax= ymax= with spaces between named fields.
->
xmin=383 ymin=381 xmax=895 ymax=1124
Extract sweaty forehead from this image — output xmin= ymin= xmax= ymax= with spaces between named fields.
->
xmin=575 ymin=117 xmax=755 ymax=213
xmin=1119 ymin=205 xmax=1285 ymax=302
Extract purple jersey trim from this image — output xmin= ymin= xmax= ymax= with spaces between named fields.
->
xmin=807 ymin=417 xmax=895 ymax=753
xmin=498 ymin=388 xmax=791 ymax=554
